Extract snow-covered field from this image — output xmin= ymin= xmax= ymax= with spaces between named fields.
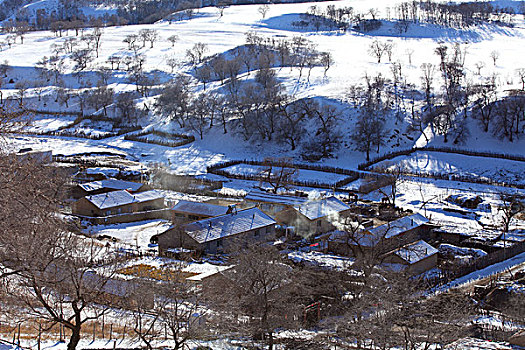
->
xmin=0 ymin=0 xmax=524 ymax=176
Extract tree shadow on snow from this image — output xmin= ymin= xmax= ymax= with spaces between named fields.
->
xmin=354 ymin=19 xmax=520 ymax=43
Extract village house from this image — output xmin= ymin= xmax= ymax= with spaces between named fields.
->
xmin=73 ymin=178 xmax=151 ymax=198
xmin=73 ymin=189 xmax=165 ymax=217
xmin=326 ymin=213 xmax=433 ymax=256
xmin=243 ymin=189 xmax=352 ymax=238
xmin=171 ymin=200 xmax=229 ymax=222
xmin=274 ymin=196 xmax=352 ymax=238
xmin=157 ymin=207 xmax=276 ymax=255
xmin=383 ymin=240 xmax=439 ymax=275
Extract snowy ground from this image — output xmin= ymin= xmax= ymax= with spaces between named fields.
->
xmin=83 ymin=219 xmax=171 ymax=250
xmin=362 ymin=177 xmax=525 ymax=241
xmin=1 ymin=0 xmax=525 ymax=176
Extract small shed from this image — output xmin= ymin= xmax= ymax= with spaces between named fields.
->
xmin=384 ymin=240 xmax=439 ymax=275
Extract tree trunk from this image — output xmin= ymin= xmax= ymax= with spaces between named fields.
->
xmin=67 ymin=326 xmax=81 ymax=350
xmin=267 ymin=331 xmax=273 ymax=350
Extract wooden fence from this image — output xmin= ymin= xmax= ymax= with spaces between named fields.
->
xmin=207 ymin=159 xmax=360 ymax=190
xmin=76 ymin=208 xmax=172 ymax=225
xmin=124 ymin=129 xmax=195 ymax=147
xmin=358 ymin=146 xmax=525 ymax=189
xmin=425 ymin=240 xmax=525 ymax=289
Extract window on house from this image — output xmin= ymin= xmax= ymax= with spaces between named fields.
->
xmin=317 ymin=220 xmax=322 ymax=227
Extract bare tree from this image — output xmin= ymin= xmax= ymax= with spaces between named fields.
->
xmin=138 ymin=29 xmax=158 ymax=48
xmin=14 ymin=81 xmax=28 ymax=106
xmin=384 ymin=40 xmax=395 ymax=62
xmin=123 ymin=34 xmax=140 ymax=52
xmin=155 ymin=75 xmax=193 ymax=127
xmin=258 ymin=4 xmax=270 ymax=19
xmin=372 ymin=165 xmax=406 ymax=208
xmin=188 ymin=93 xmax=211 ymax=139
xmin=186 ymin=42 xmax=209 ymax=66
xmin=87 ymin=86 xmax=114 ymax=116
xmin=406 ymin=48 xmax=414 ymax=66
xmin=0 ymin=156 xmax=123 ymax=350
xmin=167 ymin=34 xmax=179 ymax=47
xmin=490 ymin=50 xmax=499 ymax=66
xmin=115 ymin=92 xmax=142 ymax=125
xmin=474 ymin=61 xmax=485 ymax=75
xmin=369 ymin=40 xmax=386 ymax=63
xmin=208 ymin=244 xmax=299 ymax=350
xmin=71 ymin=48 xmax=94 ymax=71
xmin=15 ymin=21 xmax=30 ymax=44
xmin=259 ymin=157 xmax=298 ymax=193
xmin=195 ymin=63 xmax=212 ymax=89
xmin=472 ymin=82 xmax=497 ymax=132
xmin=498 ymin=192 xmax=523 ymax=234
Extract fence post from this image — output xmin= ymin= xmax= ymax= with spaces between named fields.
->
xmin=17 ymin=323 xmax=21 ymax=347
xmin=38 ymin=323 xmax=42 ymax=350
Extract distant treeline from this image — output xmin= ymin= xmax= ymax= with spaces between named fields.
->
xmin=0 ymin=0 xmax=337 ymax=32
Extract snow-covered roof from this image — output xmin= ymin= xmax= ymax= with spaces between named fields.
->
xmin=172 ymin=200 xmax=229 ymax=217
xmin=393 ymin=240 xmax=438 ymax=264
xmin=369 ymin=213 xmax=429 ymax=239
xmin=85 ymin=190 xmax=164 ymax=210
xmin=186 ymin=265 xmax=234 ymax=282
xmin=79 ymin=179 xmax=145 ymax=193
xmin=184 ymin=207 xmax=276 ymax=244
xmin=294 ymin=196 xmax=350 ymax=220
xmin=244 ymin=189 xmax=307 ymax=206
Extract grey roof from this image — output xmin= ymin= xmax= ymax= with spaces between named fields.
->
xmin=329 ymin=213 xmax=430 ymax=247
xmin=85 ymin=190 xmax=164 ymax=210
xmin=172 ymin=200 xmax=229 ymax=217
xmin=79 ymin=179 xmax=144 ymax=193
xmin=369 ymin=213 xmax=429 ymax=239
xmin=294 ymin=196 xmax=350 ymax=221
xmin=184 ymin=207 xmax=276 ymax=244
xmin=244 ymin=189 xmax=307 ymax=206
xmin=393 ymin=240 xmax=438 ymax=264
